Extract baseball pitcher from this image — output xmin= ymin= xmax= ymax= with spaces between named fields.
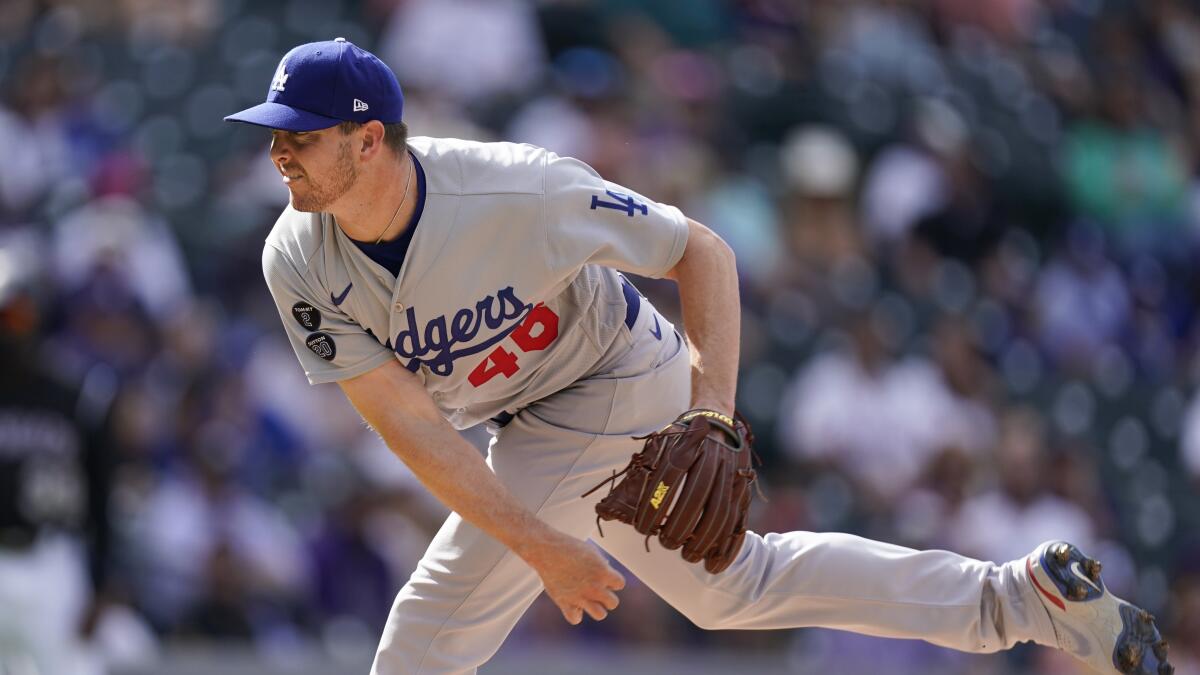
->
xmin=225 ymin=39 xmax=1173 ymax=675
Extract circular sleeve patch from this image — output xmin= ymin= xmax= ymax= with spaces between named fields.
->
xmin=291 ymin=302 xmax=322 ymax=330
xmin=305 ymin=332 xmax=336 ymax=361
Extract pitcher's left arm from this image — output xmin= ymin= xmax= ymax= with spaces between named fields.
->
xmin=663 ymin=218 xmax=740 ymax=417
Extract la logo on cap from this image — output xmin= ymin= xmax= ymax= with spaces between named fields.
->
xmin=224 ymin=38 xmax=405 ymax=131
xmin=271 ymin=61 xmax=289 ymax=92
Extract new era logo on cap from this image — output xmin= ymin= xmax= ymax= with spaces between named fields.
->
xmin=223 ymin=37 xmax=403 ymax=132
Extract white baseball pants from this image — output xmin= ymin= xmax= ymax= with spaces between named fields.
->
xmin=370 ymin=307 xmax=1056 ymax=675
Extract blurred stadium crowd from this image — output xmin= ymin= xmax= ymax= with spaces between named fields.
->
xmin=1 ymin=0 xmax=1199 ymax=673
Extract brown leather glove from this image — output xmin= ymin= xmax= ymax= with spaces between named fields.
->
xmin=585 ymin=409 xmax=758 ymax=574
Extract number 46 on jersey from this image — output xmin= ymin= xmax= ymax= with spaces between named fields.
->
xmin=468 ymin=304 xmax=559 ymax=387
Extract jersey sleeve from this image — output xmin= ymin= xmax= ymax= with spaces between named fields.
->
xmin=262 ymin=244 xmax=397 ymax=385
xmin=543 ymin=152 xmax=689 ymax=280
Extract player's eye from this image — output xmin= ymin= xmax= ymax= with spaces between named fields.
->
xmin=271 ymin=130 xmax=310 ymax=145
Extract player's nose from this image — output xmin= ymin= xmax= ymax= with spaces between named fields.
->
xmin=269 ymin=135 xmax=289 ymax=163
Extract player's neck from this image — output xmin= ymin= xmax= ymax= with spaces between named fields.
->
xmin=330 ymin=150 xmax=414 ymax=244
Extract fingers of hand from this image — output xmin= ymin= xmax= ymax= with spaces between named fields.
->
xmin=556 ymin=586 xmax=618 ymax=624
xmin=559 ymin=603 xmax=583 ymax=625
xmin=545 ymin=545 xmax=623 ymax=625
xmin=604 ymin=567 xmax=626 ymax=591
xmin=578 ymin=580 xmax=620 ymax=618
xmin=582 ymin=601 xmax=608 ymax=622
xmin=595 ymin=588 xmax=619 ymax=611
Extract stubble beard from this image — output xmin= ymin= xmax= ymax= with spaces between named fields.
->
xmin=289 ymin=140 xmax=357 ymax=213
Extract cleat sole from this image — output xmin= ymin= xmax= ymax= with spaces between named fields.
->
xmin=1028 ymin=541 xmax=1175 ymax=675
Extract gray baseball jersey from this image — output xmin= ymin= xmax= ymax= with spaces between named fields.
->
xmin=262 ymin=136 xmax=689 ymax=428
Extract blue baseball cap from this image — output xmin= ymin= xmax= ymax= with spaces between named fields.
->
xmin=224 ymin=38 xmax=403 ymax=131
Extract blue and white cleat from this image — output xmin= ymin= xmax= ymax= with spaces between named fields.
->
xmin=1027 ymin=541 xmax=1174 ymax=675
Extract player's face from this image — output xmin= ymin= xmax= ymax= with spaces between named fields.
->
xmin=269 ymin=127 xmax=358 ymax=212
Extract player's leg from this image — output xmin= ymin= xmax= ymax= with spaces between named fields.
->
xmin=601 ymin=525 xmax=1171 ymax=673
xmin=371 ymin=325 xmax=689 ymax=675
xmin=594 ymin=342 xmax=1172 ymax=674
xmin=598 ymin=524 xmax=1051 ymax=649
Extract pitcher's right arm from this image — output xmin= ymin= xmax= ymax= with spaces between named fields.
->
xmin=337 ymin=359 xmax=624 ymax=624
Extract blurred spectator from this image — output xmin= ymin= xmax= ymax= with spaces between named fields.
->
xmin=859 ymin=98 xmax=963 ymax=245
xmin=308 ymin=491 xmax=395 ymax=635
xmin=178 ymin=541 xmax=255 ymax=640
xmin=692 ymin=165 xmax=783 ymax=293
xmin=117 ymin=0 xmax=219 ymax=45
xmin=1061 ymin=63 xmax=1189 ymax=247
xmin=776 ymin=125 xmax=864 ymax=293
xmin=51 ymin=195 xmax=192 ymax=320
xmin=1031 ymin=227 xmax=1131 ymax=372
xmin=948 ymin=406 xmax=1096 ymax=563
xmin=777 ymin=312 xmax=994 ymax=511
xmin=909 ymin=134 xmax=1009 ymax=265
xmin=378 ymin=0 xmax=545 ymax=107
xmin=0 ymin=232 xmax=121 ymax=675
xmin=128 ymin=435 xmax=307 ymax=638
xmin=0 ymin=56 xmax=73 ymax=216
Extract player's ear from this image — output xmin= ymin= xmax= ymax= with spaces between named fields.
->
xmin=358 ymin=120 xmax=386 ymax=160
